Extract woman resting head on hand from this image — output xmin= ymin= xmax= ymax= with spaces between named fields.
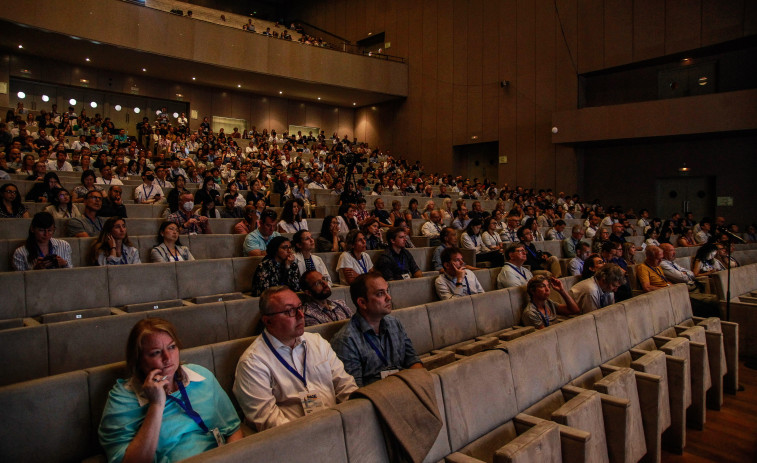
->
xmin=99 ymin=318 xmax=242 ymax=463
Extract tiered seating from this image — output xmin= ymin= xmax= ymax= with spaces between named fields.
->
xmin=0 ymin=284 xmax=735 ymax=462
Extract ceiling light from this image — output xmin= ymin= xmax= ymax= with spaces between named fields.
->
xmin=41 ymin=95 xmax=50 ymax=102
xmin=173 ymin=112 xmax=179 ymax=118
xmin=192 ymin=77 xmax=196 ymax=80
xmin=317 ymin=97 xmax=321 ymax=100
xmin=237 ymin=84 xmax=241 ymax=88
xmin=352 ymin=102 xmax=356 ymax=106
xmin=155 ymin=110 xmax=161 ymax=115
xmin=142 ymin=68 xmax=147 ymax=72
xmin=90 ymin=101 xmax=97 ymax=108
xmin=17 ymin=91 xmax=25 ymax=99
xmin=69 ymin=98 xmax=77 ymax=106
xmin=134 ymin=107 xmax=141 ymax=113
xmin=85 ymin=57 xmax=90 ymax=62
xmin=114 ymin=105 xmax=122 ymax=111
xmin=18 ymin=44 xmax=23 ymax=49
xmin=279 ymin=91 xmax=283 ymax=94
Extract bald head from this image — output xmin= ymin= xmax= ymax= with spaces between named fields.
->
xmin=645 ymin=245 xmax=663 ymax=266
xmin=659 ymin=243 xmax=675 ymax=261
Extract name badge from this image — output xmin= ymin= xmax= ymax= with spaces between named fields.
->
xmin=210 ymin=428 xmax=225 ymax=447
xmin=380 ymin=369 xmax=400 ymax=379
xmin=299 ymin=391 xmax=327 ymax=415
xmin=401 ymin=273 xmax=411 ymax=280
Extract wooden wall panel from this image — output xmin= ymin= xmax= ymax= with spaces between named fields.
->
xmin=516 ymin=0 xmax=536 ymax=186
xmin=498 ymin=0 xmax=519 ymax=185
xmin=287 ymin=101 xmax=307 ymax=127
xmin=603 ymin=0 xmax=634 ymax=68
xmin=633 ymin=0 xmax=666 ymax=61
xmin=268 ymin=97 xmax=287 ymax=133
xmin=576 ymin=0 xmax=604 ymax=73
xmin=421 ymin=0 xmax=439 ymax=164
xmin=305 ymin=105 xmax=322 ymax=130
xmin=466 ymin=0 xmax=484 ymax=141
xmin=702 ymin=0 xmax=745 ymax=46
xmin=534 ymin=0 xmax=557 ymax=186
xmin=230 ymin=95 xmax=250 ymax=122
xmin=554 ymin=0 xmax=578 ymax=112
xmin=746 ymin=0 xmax=757 ymax=35
xmin=321 ymin=107 xmax=339 ymax=140
xmin=665 ymin=0 xmax=702 ymax=55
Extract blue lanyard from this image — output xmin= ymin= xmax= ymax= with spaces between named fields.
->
xmin=143 ymin=185 xmax=154 ymax=200
xmin=505 ymin=263 xmax=527 ymax=280
xmin=165 ymin=371 xmax=210 ymax=433
xmin=167 ymin=245 xmax=180 ymax=262
xmin=37 ymin=242 xmax=55 ymax=258
xmin=645 ymin=263 xmax=669 ymax=283
xmin=356 ymin=254 xmax=368 ymax=273
xmin=262 ymin=332 xmax=307 ymax=388
xmin=471 ymin=235 xmax=478 ymax=246
xmin=525 ymin=245 xmax=538 ymax=258
xmin=535 ymin=306 xmax=551 ymax=327
xmin=293 ymin=221 xmax=301 ymax=231
xmin=87 ymin=216 xmax=102 ymax=232
xmin=361 ymin=327 xmax=388 ymax=366
xmin=393 ymin=252 xmax=407 ymax=272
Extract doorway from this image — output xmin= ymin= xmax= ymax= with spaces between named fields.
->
xmin=453 ymin=141 xmax=499 ymax=184
xmin=655 ymin=176 xmax=715 ymax=220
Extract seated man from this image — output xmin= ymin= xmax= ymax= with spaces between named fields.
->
xmin=659 ymin=243 xmax=719 ymax=317
xmin=98 ymin=185 xmax=127 ymax=218
xmin=46 ymin=150 xmax=73 ymax=172
xmin=567 ymin=242 xmax=592 ymax=276
xmin=521 ymin=275 xmax=580 ymax=329
xmin=431 ymin=226 xmax=476 ymax=272
xmin=584 ymin=214 xmax=601 ymax=239
xmin=134 ymin=169 xmax=164 ymax=204
xmin=435 ymin=247 xmax=485 ymax=299
xmin=421 ymin=210 xmax=444 ymax=242
xmin=636 ymin=245 xmax=671 ymax=292
xmin=374 ymin=227 xmax=423 ymax=281
xmin=243 ymin=209 xmax=281 ymax=256
xmin=233 ymin=204 xmax=257 ymax=235
xmin=569 ymin=264 xmax=624 ymax=313
xmin=233 ymin=286 xmax=357 ymax=431
xmin=96 ymin=165 xmax=123 ymax=186
xmin=167 ymin=192 xmax=211 ymax=234
xmin=497 ymin=243 xmax=533 ymax=289
xmin=66 ymin=190 xmax=105 ymax=237
xmin=609 ymin=222 xmax=628 ymax=244
xmin=562 ymin=225 xmax=584 ymax=257
xmin=330 ymin=272 xmax=423 ymax=386
xmin=451 ymin=206 xmax=471 ymax=230
xmin=499 ymin=212 xmax=521 ymax=243
xmin=546 ymin=219 xmax=567 ymax=241
xmin=370 ymin=198 xmax=392 ymax=228
xmin=518 ymin=226 xmax=562 ymax=276
xmin=300 ymin=270 xmax=354 ymax=326
xmin=219 ymin=194 xmax=244 ymax=218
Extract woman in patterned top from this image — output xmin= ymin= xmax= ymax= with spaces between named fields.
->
xmin=250 ymin=236 xmax=301 ymax=297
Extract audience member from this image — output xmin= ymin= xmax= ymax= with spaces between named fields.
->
xmin=562 ymin=225 xmax=584 ymax=258
xmin=300 ymin=270 xmax=353 ymax=326
xmin=243 ymin=209 xmax=280 ymax=256
xmin=135 ymin=169 xmax=164 ymax=204
xmin=167 ymin=192 xmax=211 ymax=234
xmin=659 ymin=243 xmax=720 ymax=317
xmin=518 ymin=226 xmax=561 ymax=276
xmin=26 ymin=171 xmax=62 ymax=202
xmin=234 ymin=205 xmax=258 ymax=235
xmin=374 ymin=227 xmax=423 ymax=281
xmin=497 ymin=243 xmax=533 ymax=289
xmin=292 ymin=230 xmax=331 ymax=286
xmin=98 ymin=185 xmax=128 ymax=218
xmin=337 ymin=229 xmax=373 ymax=285
xmin=278 ymin=198 xmax=308 ymax=233
xmin=636 ymin=245 xmax=670 ymax=292
xmin=580 ymin=253 xmax=604 ymax=280
xmin=12 ymin=211 xmax=72 ymax=270
xmin=44 ymin=187 xmax=80 ymax=219
xmin=150 ymin=221 xmax=195 ymax=262
xmin=569 ymin=264 xmax=625 ymax=313
xmin=66 ymin=189 xmax=106 ymax=237
xmin=0 ymin=183 xmax=29 ymax=218
xmin=435 ymin=247 xmax=485 ymax=299
xmin=521 ymin=275 xmax=579 ymax=329
xmin=250 ymin=236 xmax=301 ymax=297
xmin=91 ymin=216 xmax=141 ymax=265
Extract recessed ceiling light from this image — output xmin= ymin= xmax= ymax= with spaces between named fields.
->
xmin=41 ymin=95 xmax=50 ymax=102
xmin=173 ymin=112 xmax=179 ymax=118
xmin=134 ymin=107 xmax=141 ymax=113
xmin=18 ymin=44 xmax=23 ymax=49
xmin=114 ymin=105 xmax=122 ymax=111
xmin=192 ymin=77 xmax=196 ymax=80
xmin=17 ymin=91 xmax=25 ymax=99
xmin=90 ymin=101 xmax=97 ymax=108
xmin=142 ymin=68 xmax=147 ymax=72
xmin=85 ymin=57 xmax=90 ymax=62
xmin=317 ymin=97 xmax=321 ymax=100
xmin=352 ymin=102 xmax=356 ymax=106
xmin=69 ymin=98 xmax=77 ymax=106
xmin=279 ymin=91 xmax=283 ymax=94
xmin=237 ymin=84 xmax=241 ymax=88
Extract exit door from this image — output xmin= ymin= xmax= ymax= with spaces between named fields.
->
xmin=655 ymin=176 xmax=715 ymax=220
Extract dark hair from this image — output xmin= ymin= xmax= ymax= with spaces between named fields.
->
xmin=259 ymin=208 xmax=278 ymax=223
xmin=292 ymin=229 xmax=311 ymax=251
xmin=80 ymin=169 xmax=96 ymax=184
xmin=440 ymin=226 xmax=456 ymax=242
xmin=595 ymin=264 xmax=626 ymax=286
xmin=465 ymin=218 xmax=483 ymax=236
xmin=344 ymin=229 xmax=364 ymax=251
xmin=601 ymin=240 xmax=618 ymax=254
xmin=91 ymin=216 xmax=132 ymax=265
xmin=156 ymin=221 xmax=184 ymax=246
xmin=440 ymin=246 xmax=462 ymax=265
xmin=281 ymin=198 xmax=305 ymax=224
xmin=581 ymin=254 xmax=602 ymax=279
xmin=49 ymin=187 xmax=74 ymax=214
xmin=695 ymin=243 xmax=718 ymax=262
xmin=24 ymin=212 xmax=56 ymax=266
xmin=319 ymin=215 xmax=338 ymax=241
xmin=299 ymin=269 xmax=321 ymax=292
xmin=259 ymin=286 xmax=294 ymax=315
xmin=555 ymin=219 xmax=566 ymax=227
xmin=349 ymin=270 xmax=384 ymax=309
xmin=265 ymin=236 xmax=291 ymax=260
xmin=504 ymin=242 xmax=525 ymax=260
xmin=526 ymin=275 xmax=550 ymax=299
xmin=125 ymin=318 xmax=183 ymax=382
xmin=516 ymin=225 xmax=530 ymax=241
xmin=386 ymin=226 xmax=406 ymax=243
xmin=1 ymin=183 xmax=23 ymax=214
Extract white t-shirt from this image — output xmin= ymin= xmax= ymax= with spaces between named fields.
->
xmin=336 ymin=251 xmax=373 ymax=285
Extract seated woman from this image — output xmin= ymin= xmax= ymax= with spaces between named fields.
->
xmin=25 ymin=171 xmax=62 ymax=203
xmin=521 ymin=275 xmax=580 ymax=329
xmin=361 ymin=217 xmax=386 ymax=250
xmin=166 ymin=175 xmax=190 ymax=214
xmin=250 ymin=236 xmax=301 ymax=297
xmin=293 ymin=230 xmax=332 ymax=286
xmin=715 ymin=242 xmax=739 ymax=269
xmin=336 ymin=229 xmax=373 ymax=285
xmin=336 ymin=203 xmax=358 ymax=237
xmin=440 ymin=198 xmax=453 ymax=220
xmin=72 ymin=169 xmax=104 ymax=203
xmin=404 ymin=198 xmax=423 ymax=222
xmin=0 ymin=183 xmax=30 ymax=218
xmin=194 ymin=176 xmax=221 ymax=207
xmin=461 ymin=218 xmax=504 ymax=266
xmin=277 ymin=198 xmax=308 ymax=233
xmin=591 ymin=228 xmax=610 ymax=254
xmin=44 ymin=187 xmax=81 ymax=219
xmin=692 ymin=243 xmax=725 ymax=277
xmin=622 ymin=242 xmax=637 ymax=266
xmin=316 ymin=215 xmax=344 ymax=252
xmin=225 ymin=182 xmax=246 ymax=208
xmin=198 ymin=198 xmax=221 ymax=219
xmin=151 ymin=222 xmax=195 ymax=262
xmin=644 ymin=228 xmax=660 ymax=247
xmin=481 ymin=216 xmax=505 ymax=262
xmin=421 ymin=200 xmax=436 ymax=221
xmin=12 ymin=211 xmax=73 ymax=270
xmin=99 ymin=318 xmax=242 ymax=463
xmin=91 ymin=216 xmax=142 ymax=265
xmin=677 ymin=227 xmax=698 ymax=247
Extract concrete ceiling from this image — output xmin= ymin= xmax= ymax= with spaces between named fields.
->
xmin=0 ymin=19 xmax=401 ymax=108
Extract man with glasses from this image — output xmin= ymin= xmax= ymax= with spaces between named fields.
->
xmin=497 ymin=243 xmax=534 ymax=289
xmin=331 ymin=272 xmax=423 ymax=386
xmin=233 ymin=286 xmax=356 ymax=431
xmin=66 ymin=190 xmax=105 ymax=237
xmin=300 ymin=270 xmax=353 ymax=326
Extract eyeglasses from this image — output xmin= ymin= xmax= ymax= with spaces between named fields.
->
xmin=265 ymin=305 xmax=307 ymax=317
xmin=4 ymin=190 xmax=18 ymax=195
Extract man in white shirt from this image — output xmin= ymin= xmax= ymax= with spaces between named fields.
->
xmin=421 ymin=210 xmax=445 ymax=240
xmin=568 ymin=242 xmax=592 ymax=276
xmin=46 ymin=150 xmax=73 ymax=172
xmin=659 ymin=243 xmax=720 ymax=316
xmin=500 ymin=213 xmax=521 ymax=243
xmin=96 ymin=165 xmax=124 ymax=186
xmin=435 ymin=247 xmax=485 ymax=299
xmin=233 ymin=286 xmax=357 ymax=431
xmin=497 ymin=243 xmax=533 ymax=289
xmin=134 ymin=169 xmax=164 ymax=204
xmin=546 ymin=220 xmax=567 ymax=241
xmin=569 ymin=264 xmax=624 ymax=313
xmin=695 ymin=219 xmax=712 ymax=244
xmin=584 ymin=215 xmax=601 ymax=239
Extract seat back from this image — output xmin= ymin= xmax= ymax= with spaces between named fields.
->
xmin=176 ymin=259 xmax=236 ymax=298
xmin=507 ymin=329 xmax=568 ymax=410
xmin=426 ymin=297 xmax=478 ymax=349
xmin=507 ymin=285 xmax=529 ymax=324
xmin=623 ymin=295 xmax=656 ymax=346
xmin=231 ymin=256 xmax=263 ymax=293
xmin=389 ymin=276 xmax=437 ymax=309
xmin=436 ymin=350 xmax=518 ymax=452
xmin=473 ymin=268 xmax=495 ymax=292
xmin=470 ymin=289 xmax=517 ymax=336
xmin=0 ymin=271 xmax=25 ymax=319
xmin=152 ymin=303 xmax=229 ymax=348
xmin=554 ymin=314 xmax=602 ymax=381
xmin=224 ymin=297 xmax=261 ymax=339
xmin=108 ymin=262 xmax=178 ymax=306
xmin=667 ymin=283 xmax=693 ymax=323
xmin=0 ymin=324 xmax=49 ymax=386
xmin=26 ymin=266 xmax=110 ymax=316
xmin=592 ymin=303 xmax=632 ymax=363
xmin=210 ymin=337 xmax=255 ymax=403
xmin=391 ymin=304 xmax=434 ymax=355
xmin=188 ymin=234 xmax=242 ymax=259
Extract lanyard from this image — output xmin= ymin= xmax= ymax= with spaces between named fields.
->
xmin=471 ymin=234 xmax=478 ymax=246
xmin=393 ymin=251 xmax=407 ymax=272
xmin=119 ymin=244 xmax=128 ymax=264
xmin=165 ymin=371 xmax=210 ymax=433
xmin=167 ymin=245 xmax=180 ymax=262
xmin=304 ymin=256 xmax=316 ymax=271
xmin=356 ymin=254 xmax=368 ymax=273
xmin=535 ymin=306 xmax=551 ymax=327
xmin=505 ymin=263 xmax=527 ymax=280
xmin=262 ymin=332 xmax=307 ymax=388
xmin=645 ymin=263 xmax=669 ymax=283
xmin=87 ymin=216 xmax=102 ymax=232
xmin=361 ymin=328 xmax=388 ymax=366
xmin=525 ymin=245 xmax=538 ymax=258
xmin=143 ymin=185 xmax=154 ymax=200
xmin=37 ymin=242 xmax=54 ymax=258
xmin=293 ymin=221 xmax=301 ymax=231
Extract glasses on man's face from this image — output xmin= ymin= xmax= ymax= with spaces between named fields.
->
xmin=266 ymin=305 xmax=307 ymax=317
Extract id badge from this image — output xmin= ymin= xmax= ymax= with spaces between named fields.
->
xmin=380 ymin=368 xmax=400 ymax=379
xmin=401 ymin=273 xmax=411 ymax=280
xmin=299 ymin=391 xmax=327 ymax=415
xmin=211 ymin=428 xmax=226 ymax=447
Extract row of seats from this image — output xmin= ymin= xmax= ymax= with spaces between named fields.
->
xmin=711 ymin=263 xmax=757 ymax=358
xmin=0 ymin=283 xmax=739 ymax=462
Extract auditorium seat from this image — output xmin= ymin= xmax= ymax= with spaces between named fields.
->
xmin=0 ymin=324 xmax=48 ymax=386
xmin=155 ymin=302 xmax=229 ymax=348
xmin=388 ymin=276 xmax=437 ymax=309
xmin=426 ymin=297 xmax=499 ymax=356
xmin=0 ymin=271 xmax=25 ymax=319
xmin=26 ymin=266 xmax=110 ymax=316
xmin=176 ymin=259 xmax=236 ymax=298
xmin=390 ymin=304 xmax=456 ymax=370
xmin=108 ymin=261 xmax=178 ymax=306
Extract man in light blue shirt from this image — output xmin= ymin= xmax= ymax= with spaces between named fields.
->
xmin=243 ymin=209 xmax=281 ymax=256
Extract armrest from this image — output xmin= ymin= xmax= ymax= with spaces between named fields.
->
xmin=719 ymin=320 xmax=739 ymax=394
xmin=110 ymin=308 xmax=128 ymax=315
xmin=493 ymin=421 xmax=562 ymax=463
xmin=455 ymin=337 xmax=500 ymax=356
xmin=445 ymin=452 xmax=486 ymax=463
xmin=499 ymin=326 xmax=534 ymax=341
xmin=420 ymin=351 xmax=456 ymax=370
xmin=22 ymin=317 xmax=41 ymax=326
xmin=514 ymin=413 xmax=592 ymax=463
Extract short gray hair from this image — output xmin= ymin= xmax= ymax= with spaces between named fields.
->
xmin=595 ymin=264 xmax=625 ymax=286
xmin=259 ymin=286 xmax=295 ymax=315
